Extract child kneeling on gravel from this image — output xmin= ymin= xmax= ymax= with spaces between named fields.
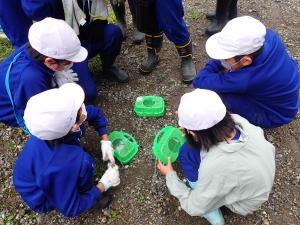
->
xmin=13 ymin=83 xmax=120 ymax=217
xmin=158 ymin=89 xmax=276 ymax=225
xmin=193 ymin=16 xmax=300 ymax=128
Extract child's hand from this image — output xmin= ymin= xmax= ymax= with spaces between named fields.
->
xmin=157 ymin=157 xmax=174 ymax=176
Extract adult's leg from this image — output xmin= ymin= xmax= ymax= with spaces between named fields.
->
xmin=88 ymin=24 xmax=129 ymax=83
xmin=229 ymin=0 xmax=238 ymax=19
xmin=0 ymin=0 xmax=32 ymax=48
xmin=139 ymin=32 xmax=163 ymax=74
xmin=21 ymin=0 xmax=64 ymax=21
xmin=156 ymin=0 xmax=189 ymax=45
xmin=135 ymin=0 xmax=162 ymax=74
xmin=110 ymin=0 xmax=127 ymax=38
xmin=206 ymin=0 xmax=233 ymax=36
xmin=156 ymin=0 xmax=196 ymax=82
xmin=128 ymin=0 xmax=144 ymax=43
xmin=206 ymin=0 xmax=238 ymax=20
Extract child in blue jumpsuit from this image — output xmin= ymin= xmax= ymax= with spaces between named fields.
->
xmin=0 ymin=18 xmax=92 ymax=131
xmin=135 ymin=0 xmax=196 ymax=83
xmin=13 ymin=83 xmax=120 ymax=217
xmin=193 ymin=16 xmax=300 ymax=128
xmin=0 ymin=0 xmax=128 ymax=83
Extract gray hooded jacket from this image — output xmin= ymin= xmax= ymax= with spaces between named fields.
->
xmin=166 ymin=114 xmax=275 ymax=216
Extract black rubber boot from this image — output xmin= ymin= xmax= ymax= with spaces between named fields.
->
xmin=206 ymin=11 xmax=216 ymax=20
xmin=206 ymin=0 xmax=232 ymax=36
xmin=128 ymin=0 xmax=145 ymax=44
xmin=228 ymin=0 xmax=238 ymax=19
xmin=176 ymin=39 xmax=197 ymax=83
xmin=110 ymin=0 xmax=127 ymax=38
xmin=132 ymin=26 xmax=145 ymax=44
xmin=102 ymin=57 xmax=129 ymax=83
xmin=139 ymin=33 xmax=163 ymax=74
xmin=206 ymin=0 xmax=238 ymax=21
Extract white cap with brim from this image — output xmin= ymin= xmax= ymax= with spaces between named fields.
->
xmin=28 ymin=17 xmax=88 ymax=63
xmin=178 ymin=89 xmax=226 ymax=130
xmin=205 ymin=16 xmax=266 ymax=60
xmin=24 ymin=83 xmax=85 ymax=140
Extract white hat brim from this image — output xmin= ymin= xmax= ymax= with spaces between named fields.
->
xmin=66 ymin=46 xmax=88 ymax=63
xmin=205 ymin=33 xmax=238 ymax=60
xmin=60 ymin=83 xmax=85 ymax=111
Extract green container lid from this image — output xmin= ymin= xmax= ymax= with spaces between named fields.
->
xmin=109 ymin=131 xmax=138 ymax=164
xmin=134 ymin=96 xmax=165 ymax=117
xmin=152 ymin=126 xmax=186 ymax=165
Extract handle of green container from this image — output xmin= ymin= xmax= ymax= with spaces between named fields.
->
xmin=153 ymin=129 xmax=165 ymax=145
xmin=123 ymin=133 xmax=135 ymax=143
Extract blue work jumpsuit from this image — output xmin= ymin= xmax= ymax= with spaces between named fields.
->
xmin=0 ymin=0 xmax=123 ymax=101
xmin=13 ymin=105 xmax=108 ymax=217
xmin=193 ymin=29 xmax=300 ymax=128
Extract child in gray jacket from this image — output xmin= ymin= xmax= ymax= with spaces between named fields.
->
xmin=158 ymin=89 xmax=275 ymax=225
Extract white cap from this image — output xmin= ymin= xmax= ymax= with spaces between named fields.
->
xmin=24 ymin=83 xmax=85 ymax=140
xmin=206 ymin=16 xmax=266 ymax=59
xmin=28 ymin=17 xmax=88 ymax=62
xmin=178 ymin=89 xmax=226 ymax=130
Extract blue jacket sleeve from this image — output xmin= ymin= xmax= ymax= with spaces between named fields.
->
xmin=86 ymin=105 xmax=108 ymax=136
xmin=192 ymin=59 xmax=249 ymax=94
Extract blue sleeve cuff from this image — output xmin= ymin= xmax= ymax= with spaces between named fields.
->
xmin=90 ymin=186 xmax=103 ymax=200
xmin=98 ymin=127 xmax=108 ymax=137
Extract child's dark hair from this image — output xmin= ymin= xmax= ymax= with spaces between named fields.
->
xmin=234 ymin=46 xmax=263 ymax=62
xmin=47 ymin=108 xmax=82 ymax=148
xmin=25 ymin=43 xmax=66 ymax=64
xmin=184 ymin=111 xmax=237 ymax=150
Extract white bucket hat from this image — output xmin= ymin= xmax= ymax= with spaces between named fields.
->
xmin=24 ymin=83 xmax=85 ymax=140
xmin=206 ymin=16 xmax=266 ymax=60
xmin=178 ymin=89 xmax=226 ymax=130
xmin=28 ymin=17 xmax=88 ymax=62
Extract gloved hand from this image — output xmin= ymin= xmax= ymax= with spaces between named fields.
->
xmin=101 ymin=140 xmax=115 ymax=165
xmin=53 ymin=69 xmax=79 ymax=87
xmin=99 ymin=164 xmax=120 ymax=191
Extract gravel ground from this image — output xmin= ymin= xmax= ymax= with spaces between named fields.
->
xmin=0 ymin=0 xmax=299 ymax=225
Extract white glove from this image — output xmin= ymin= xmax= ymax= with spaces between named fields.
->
xmin=101 ymin=140 xmax=115 ymax=165
xmin=53 ymin=69 xmax=79 ymax=87
xmin=99 ymin=164 xmax=120 ymax=191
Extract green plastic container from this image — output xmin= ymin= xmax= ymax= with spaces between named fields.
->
xmin=134 ymin=96 xmax=165 ymax=117
xmin=109 ymin=131 xmax=138 ymax=164
xmin=152 ymin=126 xmax=186 ymax=164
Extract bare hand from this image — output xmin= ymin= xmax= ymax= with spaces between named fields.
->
xmin=157 ymin=157 xmax=174 ymax=176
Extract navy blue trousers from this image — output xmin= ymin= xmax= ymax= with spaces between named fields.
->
xmin=155 ymin=0 xmax=190 ymax=45
xmin=73 ymin=24 xmax=123 ymax=101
